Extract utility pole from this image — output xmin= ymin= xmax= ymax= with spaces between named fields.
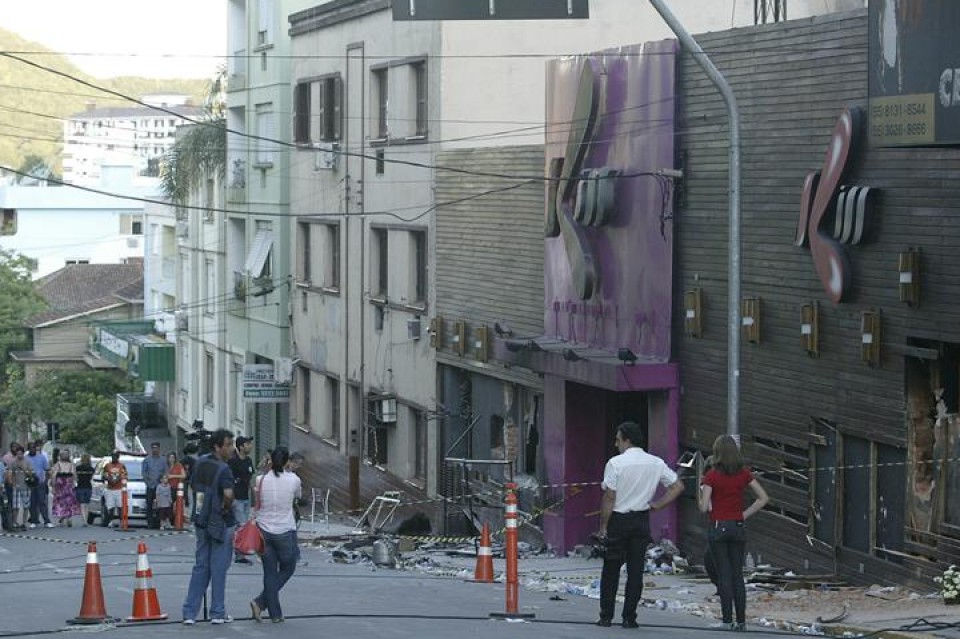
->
xmin=648 ymin=0 xmax=742 ymax=439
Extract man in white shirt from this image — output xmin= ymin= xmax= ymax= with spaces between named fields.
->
xmin=597 ymin=421 xmax=684 ymax=628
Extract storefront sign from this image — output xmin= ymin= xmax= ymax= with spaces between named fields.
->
xmin=795 ymin=107 xmax=877 ymax=304
xmin=242 ymin=364 xmax=290 ymax=402
xmin=868 ymin=0 xmax=960 ymax=146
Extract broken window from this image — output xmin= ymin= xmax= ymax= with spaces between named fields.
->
xmin=751 ymin=436 xmax=809 ymax=526
xmin=905 ymin=339 xmax=960 ymax=545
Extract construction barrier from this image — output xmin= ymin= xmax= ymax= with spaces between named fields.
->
xmin=127 ymin=542 xmax=167 ymax=621
xmin=174 ymin=484 xmax=185 ymax=531
xmin=467 ymin=522 xmax=494 ymax=583
xmin=68 ymin=541 xmax=111 ymax=625
xmin=489 ymin=483 xmax=535 ymax=620
xmin=120 ymin=478 xmax=129 ymax=531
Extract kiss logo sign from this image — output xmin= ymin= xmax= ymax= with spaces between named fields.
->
xmin=545 ymin=62 xmax=620 ymax=301
xmin=794 ymin=106 xmax=876 ymax=304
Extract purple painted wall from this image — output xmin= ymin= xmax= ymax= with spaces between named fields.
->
xmin=544 ymin=40 xmax=678 ymax=360
xmin=540 ymin=41 xmax=681 ymax=552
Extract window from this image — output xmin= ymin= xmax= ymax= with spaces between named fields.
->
xmin=119 ymin=213 xmax=143 ymax=235
xmin=412 ymin=61 xmax=427 ymax=137
xmin=367 ymin=398 xmax=389 ymax=467
xmin=410 ymin=229 xmax=426 ymax=304
xmin=294 ymin=83 xmax=310 ymax=144
xmin=325 ymin=223 xmax=340 ymax=289
xmin=204 ymin=351 xmax=214 ymax=405
xmin=298 ymin=222 xmax=311 ymax=282
xmin=299 ymin=367 xmax=311 ymax=427
xmin=257 ymin=0 xmax=274 ymax=46
xmin=372 ymin=68 xmax=388 ymax=139
xmin=375 ymin=150 xmax=385 ymax=175
xmin=414 ymin=409 xmax=426 ymax=480
xmin=245 ymin=222 xmax=273 ymax=280
xmin=325 ymin=376 xmax=340 ymax=441
xmin=372 ymin=227 xmax=388 ymax=298
xmin=319 ymin=75 xmax=342 ymax=142
xmin=296 ymin=75 xmax=341 ymax=143
xmin=65 ymin=258 xmax=90 ymax=265
xmin=204 ymin=260 xmax=216 ymax=316
xmin=255 ymin=103 xmax=276 ymax=165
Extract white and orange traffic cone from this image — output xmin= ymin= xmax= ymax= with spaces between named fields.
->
xmin=468 ymin=522 xmax=494 ymax=583
xmin=68 ymin=541 xmax=111 ymax=625
xmin=127 ymin=542 xmax=167 ymax=621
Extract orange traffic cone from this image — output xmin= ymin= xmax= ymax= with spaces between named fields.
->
xmin=127 ymin=542 xmax=168 ymax=621
xmin=469 ymin=522 xmax=494 ymax=583
xmin=68 ymin=541 xmax=111 ymax=625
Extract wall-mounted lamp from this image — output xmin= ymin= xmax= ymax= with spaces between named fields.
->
xmin=741 ymin=297 xmax=760 ymax=344
xmin=474 ymin=326 xmax=489 ymax=362
xmin=800 ymin=301 xmax=819 ymax=357
xmin=898 ymin=248 xmax=921 ymax=307
xmin=861 ymin=310 xmax=881 ymax=367
xmin=684 ymin=288 xmax=703 ymax=338
xmin=452 ymin=319 xmax=466 ymax=356
xmin=617 ymin=348 xmax=638 ymax=365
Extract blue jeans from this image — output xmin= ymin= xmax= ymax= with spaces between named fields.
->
xmin=253 ymin=529 xmax=298 ymax=620
xmin=182 ymin=525 xmax=235 ymax=621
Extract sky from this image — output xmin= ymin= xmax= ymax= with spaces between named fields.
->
xmin=4 ymin=0 xmax=227 ymax=79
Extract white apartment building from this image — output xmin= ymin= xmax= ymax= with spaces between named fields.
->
xmin=285 ymin=0 xmax=871 ymax=497
xmin=62 ymin=95 xmax=203 ymax=185
xmin=0 ymin=164 xmax=152 ymax=277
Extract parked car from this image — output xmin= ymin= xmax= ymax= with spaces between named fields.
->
xmin=87 ymin=455 xmax=148 ymax=526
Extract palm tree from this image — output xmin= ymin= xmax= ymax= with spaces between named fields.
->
xmin=159 ymin=68 xmax=227 ymax=205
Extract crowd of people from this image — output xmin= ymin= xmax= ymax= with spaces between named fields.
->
xmin=0 ymin=440 xmax=96 ymax=531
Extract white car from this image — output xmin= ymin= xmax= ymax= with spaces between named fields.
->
xmin=87 ymin=455 xmax=148 ymax=526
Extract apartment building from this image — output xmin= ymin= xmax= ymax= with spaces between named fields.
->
xmin=62 ymin=95 xmax=202 ymax=185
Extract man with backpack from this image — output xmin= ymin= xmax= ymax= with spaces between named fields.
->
xmin=181 ymin=429 xmax=236 ymax=625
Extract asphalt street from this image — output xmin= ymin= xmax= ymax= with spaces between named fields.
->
xmin=0 ymin=525 xmax=808 ymax=638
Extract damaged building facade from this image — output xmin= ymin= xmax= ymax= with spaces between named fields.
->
xmin=674 ymin=3 xmax=960 ymax=588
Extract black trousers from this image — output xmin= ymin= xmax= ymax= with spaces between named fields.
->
xmin=145 ymin=487 xmax=158 ymax=528
xmin=708 ymin=520 xmax=746 ymax=624
xmin=599 ymin=511 xmax=651 ymax=622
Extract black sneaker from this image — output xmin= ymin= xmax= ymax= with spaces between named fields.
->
xmin=622 ymin=619 xmax=639 ymax=629
xmin=234 ymin=557 xmax=253 ymax=565
xmin=732 ymin=622 xmax=746 ymax=632
xmin=595 ymin=618 xmax=612 ymax=627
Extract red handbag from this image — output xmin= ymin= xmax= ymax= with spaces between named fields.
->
xmin=233 ymin=475 xmax=265 ymax=555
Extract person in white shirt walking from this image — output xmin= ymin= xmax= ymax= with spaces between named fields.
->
xmin=249 ymin=448 xmax=302 ymax=623
xmin=596 ymin=421 xmax=684 ymax=628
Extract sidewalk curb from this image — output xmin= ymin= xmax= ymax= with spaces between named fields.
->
xmin=822 ymin=623 xmax=943 ymax=639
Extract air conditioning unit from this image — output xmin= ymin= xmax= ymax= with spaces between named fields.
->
xmin=155 ymin=312 xmax=176 ymax=334
xmin=314 ymin=142 xmax=339 ymax=171
xmin=374 ymin=398 xmax=397 ymax=424
xmin=407 ymin=317 xmax=421 ymax=340
xmin=175 ymin=221 xmax=189 ymax=238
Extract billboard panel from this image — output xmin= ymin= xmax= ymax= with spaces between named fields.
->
xmin=868 ymin=0 xmax=960 ymax=147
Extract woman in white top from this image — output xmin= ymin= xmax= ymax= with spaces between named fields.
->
xmin=250 ymin=448 xmax=301 ymax=623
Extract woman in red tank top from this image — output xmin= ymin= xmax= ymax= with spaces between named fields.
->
xmin=699 ymin=435 xmax=769 ymax=631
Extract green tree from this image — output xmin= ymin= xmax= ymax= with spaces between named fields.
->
xmin=0 ymin=248 xmax=46 ymax=357
xmin=1 ymin=367 xmax=141 ymax=456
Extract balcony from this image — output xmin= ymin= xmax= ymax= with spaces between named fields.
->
xmin=228 ymin=49 xmax=247 ymax=92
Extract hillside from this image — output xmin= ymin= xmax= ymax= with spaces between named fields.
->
xmin=0 ymin=26 xmax=210 ymax=177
